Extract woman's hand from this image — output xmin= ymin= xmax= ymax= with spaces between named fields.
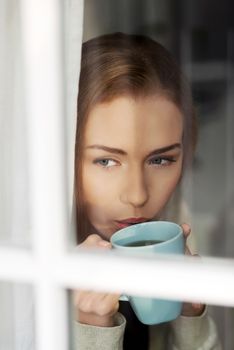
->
xmin=73 ymin=234 xmax=121 ymax=327
xmin=181 ymin=223 xmax=206 ymax=317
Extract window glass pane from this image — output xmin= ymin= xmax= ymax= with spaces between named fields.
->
xmin=0 ymin=0 xmax=31 ymax=248
xmin=210 ymin=305 xmax=234 ymax=350
xmin=81 ymin=0 xmax=234 ymax=259
xmin=0 ymin=282 xmax=35 ymax=350
xmin=74 ymin=1 xmax=234 ymax=349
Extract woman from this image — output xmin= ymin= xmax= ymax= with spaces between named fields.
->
xmin=73 ymin=32 xmax=221 ymax=349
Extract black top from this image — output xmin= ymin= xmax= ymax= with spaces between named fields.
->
xmin=118 ymin=301 xmax=149 ymax=350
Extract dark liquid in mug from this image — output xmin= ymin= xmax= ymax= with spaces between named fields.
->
xmin=125 ymin=239 xmax=163 ymax=247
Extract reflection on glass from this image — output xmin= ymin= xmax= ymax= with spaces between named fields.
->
xmin=73 ymin=29 xmax=222 ymax=348
xmin=82 ymin=1 xmax=234 ymax=260
xmin=76 ymin=0 xmax=234 ymax=348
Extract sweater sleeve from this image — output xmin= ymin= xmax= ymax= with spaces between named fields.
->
xmin=170 ymin=307 xmax=222 ymax=350
xmin=73 ymin=313 xmax=126 ymax=350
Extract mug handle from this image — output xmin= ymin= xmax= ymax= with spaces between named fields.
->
xmin=119 ymin=294 xmax=129 ymax=301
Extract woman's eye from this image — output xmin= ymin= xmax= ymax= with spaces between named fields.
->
xmin=148 ymin=157 xmax=176 ymax=166
xmin=94 ymin=159 xmax=118 ymax=168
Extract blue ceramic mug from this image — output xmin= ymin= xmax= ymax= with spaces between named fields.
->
xmin=110 ymin=221 xmax=184 ymax=325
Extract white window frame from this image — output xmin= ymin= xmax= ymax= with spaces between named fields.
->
xmin=0 ymin=1 xmax=234 ymax=349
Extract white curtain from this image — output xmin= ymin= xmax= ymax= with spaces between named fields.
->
xmin=0 ymin=0 xmax=30 ymax=247
xmin=0 ymin=0 xmax=83 ymax=348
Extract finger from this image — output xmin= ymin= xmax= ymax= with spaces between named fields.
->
xmin=102 ymin=293 xmax=121 ymax=304
xmin=96 ymin=293 xmax=121 ymax=316
xmin=80 ymin=234 xmax=111 ymax=249
xmin=77 ymin=291 xmax=120 ymax=316
xmin=181 ymin=223 xmax=191 ymax=239
xmin=79 ymin=234 xmax=101 ymax=248
xmin=182 ymin=301 xmax=205 ymax=316
xmin=192 ymin=302 xmax=203 ymax=309
xmin=73 ymin=289 xmax=94 ymax=304
xmin=192 ymin=302 xmax=206 ymax=315
xmin=75 ymin=291 xmax=108 ymax=313
xmin=75 ymin=290 xmax=115 ymax=306
xmin=73 ymin=290 xmax=93 ymax=306
xmin=97 ymin=240 xmax=112 ymax=249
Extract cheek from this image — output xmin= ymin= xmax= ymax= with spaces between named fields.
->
xmin=82 ymin=174 xmax=100 ymax=207
xmin=149 ymin=166 xmax=182 ymax=207
xmin=82 ymin=168 xmax=116 ymax=207
xmin=81 ymin=169 xmax=120 ymax=235
xmin=82 ymin=174 xmax=106 ymax=226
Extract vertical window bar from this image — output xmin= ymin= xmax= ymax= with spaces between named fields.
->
xmin=20 ymin=0 xmax=68 ymax=349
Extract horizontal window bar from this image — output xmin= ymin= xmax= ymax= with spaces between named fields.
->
xmin=0 ymin=246 xmax=234 ymax=307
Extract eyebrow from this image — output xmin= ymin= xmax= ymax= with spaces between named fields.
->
xmin=85 ymin=143 xmax=181 ymax=158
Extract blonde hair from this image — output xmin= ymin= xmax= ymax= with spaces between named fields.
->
xmin=75 ymin=32 xmax=197 ymax=242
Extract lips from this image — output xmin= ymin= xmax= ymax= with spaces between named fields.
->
xmin=115 ymin=217 xmax=151 ymax=229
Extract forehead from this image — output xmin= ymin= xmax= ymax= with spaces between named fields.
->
xmin=84 ymin=96 xmax=183 ymax=150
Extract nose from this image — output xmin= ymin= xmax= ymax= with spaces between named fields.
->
xmin=120 ymin=167 xmax=149 ymax=208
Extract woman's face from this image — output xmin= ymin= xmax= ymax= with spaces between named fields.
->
xmin=81 ymin=96 xmax=183 ymax=240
